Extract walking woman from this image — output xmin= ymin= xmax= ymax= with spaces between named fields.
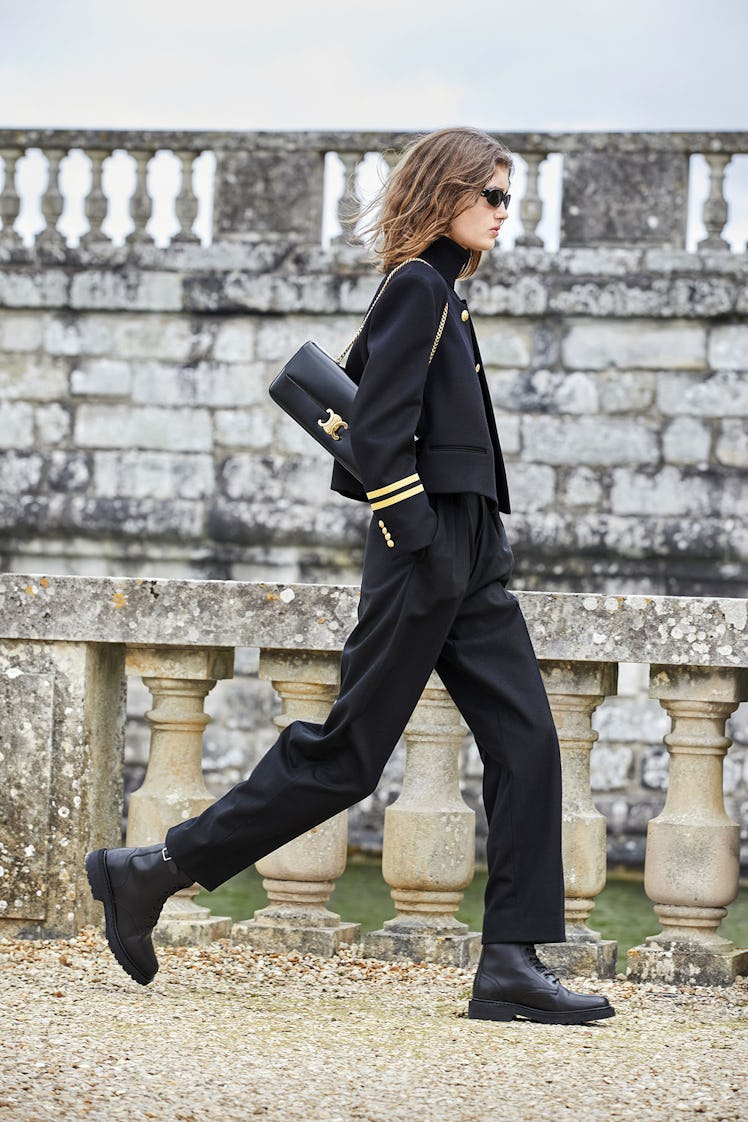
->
xmin=87 ymin=127 xmax=614 ymax=1025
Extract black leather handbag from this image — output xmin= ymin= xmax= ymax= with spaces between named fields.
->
xmin=269 ymin=258 xmax=448 ymax=484
xmin=269 ymin=340 xmax=361 ymax=480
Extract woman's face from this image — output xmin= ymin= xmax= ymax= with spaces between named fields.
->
xmin=447 ymin=164 xmax=510 ymax=252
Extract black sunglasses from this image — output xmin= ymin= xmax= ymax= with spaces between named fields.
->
xmin=480 ymin=187 xmax=511 ymax=210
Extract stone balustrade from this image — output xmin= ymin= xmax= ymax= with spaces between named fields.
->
xmin=1 ymin=128 xmax=746 ymax=253
xmin=1 ymin=572 xmax=746 ymax=987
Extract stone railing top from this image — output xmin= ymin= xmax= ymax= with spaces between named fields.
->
xmin=1 ymin=574 xmax=746 ymax=668
xmin=2 ymin=127 xmax=747 ymax=153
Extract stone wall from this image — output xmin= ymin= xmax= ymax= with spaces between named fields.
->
xmin=1 ymin=128 xmax=746 ymax=865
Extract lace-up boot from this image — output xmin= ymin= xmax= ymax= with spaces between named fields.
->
xmin=468 ymin=942 xmax=615 ymax=1025
xmin=85 ymin=844 xmax=193 ymax=986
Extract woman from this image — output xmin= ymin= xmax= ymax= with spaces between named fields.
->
xmin=86 ymin=127 xmax=614 ymax=1025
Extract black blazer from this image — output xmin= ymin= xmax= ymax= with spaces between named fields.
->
xmin=330 ymin=236 xmax=511 ymax=555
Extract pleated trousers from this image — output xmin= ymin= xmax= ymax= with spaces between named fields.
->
xmin=166 ymin=493 xmax=566 ymax=944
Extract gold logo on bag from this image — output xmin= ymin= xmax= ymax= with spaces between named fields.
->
xmin=318 ymin=408 xmax=349 ymax=441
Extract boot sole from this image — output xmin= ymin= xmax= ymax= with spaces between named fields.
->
xmin=85 ymin=849 xmax=155 ymax=987
xmin=468 ymin=997 xmax=616 ymax=1025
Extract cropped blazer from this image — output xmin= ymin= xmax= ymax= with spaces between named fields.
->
xmin=330 ymin=236 xmax=511 ymax=556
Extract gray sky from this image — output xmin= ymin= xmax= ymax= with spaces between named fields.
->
xmin=1 ymin=0 xmax=747 ymax=131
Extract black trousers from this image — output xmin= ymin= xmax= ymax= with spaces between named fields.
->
xmin=167 ymin=493 xmax=565 ymax=944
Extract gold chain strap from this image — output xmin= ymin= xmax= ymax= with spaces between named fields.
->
xmin=429 ymin=300 xmax=449 ymax=364
xmin=336 ymin=257 xmax=449 ymax=368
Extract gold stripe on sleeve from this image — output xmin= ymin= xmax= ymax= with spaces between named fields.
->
xmin=370 ymin=484 xmax=425 ymax=511
xmin=366 ymin=473 xmax=420 ymax=500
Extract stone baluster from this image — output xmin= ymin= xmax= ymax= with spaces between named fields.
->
xmin=172 ymin=149 xmax=200 ymax=243
xmin=81 ymin=148 xmax=110 ymax=248
xmin=697 ymin=153 xmax=731 ymax=251
xmin=0 ymin=147 xmax=23 ymax=248
xmin=334 ymin=151 xmax=363 ymax=243
xmin=36 ymin=148 xmax=66 ymax=251
xmin=515 ymin=150 xmax=546 ymax=247
xmin=231 ymin=650 xmax=360 ymax=955
xmin=125 ymin=646 xmax=235 ymax=945
xmin=536 ymin=661 xmax=618 ymax=977
xmin=363 ymin=673 xmax=480 ymax=967
xmin=627 ymin=665 xmax=748 ymax=985
xmin=127 ymin=149 xmax=154 ymax=245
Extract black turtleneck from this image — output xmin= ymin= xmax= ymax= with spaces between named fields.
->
xmin=418 ymin=236 xmax=470 ymax=288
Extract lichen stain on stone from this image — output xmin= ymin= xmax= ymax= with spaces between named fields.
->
xmin=110 ymin=592 xmax=127 ymax=608
xmin=24 ymin=585 xmax=36 ymax=597
xmin=266 ymin=592 xmax=277 ymax=601
xmin=39 ymin=577 xmax=49 ymax=588
xmin=721 ymin=599 xmax=747 ymax=632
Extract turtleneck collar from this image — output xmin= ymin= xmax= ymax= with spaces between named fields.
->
xmin=418 ymin=236 xmax=470 ymax=288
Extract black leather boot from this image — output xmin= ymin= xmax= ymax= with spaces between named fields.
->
xmin=468 ymin=943 xmax=615 ymax=1025
xmin=85 ymin=844 xmax=193 ymax=986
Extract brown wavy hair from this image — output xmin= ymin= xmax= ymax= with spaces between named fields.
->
xmin=357 ymin=127 xmax=514 ymax=278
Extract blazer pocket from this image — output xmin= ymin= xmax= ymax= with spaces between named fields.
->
xmin=429 ymin=443 xmax=488 ymax=455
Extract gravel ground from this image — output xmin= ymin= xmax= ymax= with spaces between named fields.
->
xmin=1 ymin=929 xmax=747 ymax=1122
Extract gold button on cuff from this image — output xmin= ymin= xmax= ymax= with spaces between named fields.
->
xmin=378 ymin=520 xmax=385 ymax=528
xmin=387 ymin=540 xmax=395 ymax=548
xmin=475 ymin=363 xmax=481 ymax=373
xmin=461 ymin=309 xmax=469 ymax=322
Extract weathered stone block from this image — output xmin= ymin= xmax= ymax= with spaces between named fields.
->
xmin=0 ymin=450 xmax=43 ymax=493
xmin=75 ymin=404 xmax=212 ymax=451
xmin=561 ymin=466 xmax=603 ymax=508
xmin=662 ymin=416 xmax=712 ymax=464
xmin=131 ymin=360 xmax=267 ymax=407
xmin=255 ymin=315 xmax=356 ymax=362
xmin=522 ymin=417 xmax=659 ymax=465
xmin=93 ymin=451 xmax=215 ymax=499
xmin=472 ymin=318 xmax=532 ymax=366
xmin=537 ymin=939 xmax=618 ymax=979
xmin=495 ymin=414 xmax=520 ymax=455
xmin=597 ymin=370 xmax=656 ymax=414
xmin=0 ymin=401 xmax=33 ymax=447
xmin=709 ymin=325 xmax=748 ymax=370
xmin=0 ymin=354 xmax=68 ymax=400
xmin=658 ymin=370 xmax=748 ymax=416
xmin=68 ymin=496 xmax=205 ymax=540
xmin=561 ymin=150 xmax=688 ymax=248
xmin=70 ymin=359 xmax=133 ymax=397
xmin=35 ymin=403 xmax=70 ymax=444
xmin=0 ymin=270 xmax=68 ymax=308
xmin=44 ymin=314 xmax=115 ymax=358
xmin=214 ymin=407 xmax=274 ymax=451
xmin=213 ymin=319 xmax=256 ymax=362
xmin=69 ymin=270 xmax=182 ymax=312
xmin=716 ymin=419 xmax=748 ymax=468
xmin=488 ymin=368 xmax=597 ymax=413
xmin=563 ymin=322 xmax=706 ymax=370
xmin=112 ymin=315 xmax=206 ymax=362
xmin=363 ymin=927 xmax=481 ymax=967
xmin=213 ymin=147 xmax=324 ymax=242
xmin=641 ymin=746 xmax=669 ymax=790
xmin=627 ymin=941 xmax=748 ymax=986
xmin=503 ymin=463 xmax=555 ymax=511
xmin=0 ymin=639 xmax=126 ymax=937
xmin=610 ymin=467 xmax=711 ymax=516
xmin=0 ymin=311 xmax=44 ymax=351
xmin=590 ymin=744 xmax=634 ymax=790
xmin=47 ymin=451 xmax=91 ymax=492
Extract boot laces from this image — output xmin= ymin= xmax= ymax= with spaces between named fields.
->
xmin=524 ymin=945 xmax=560 ymax=985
